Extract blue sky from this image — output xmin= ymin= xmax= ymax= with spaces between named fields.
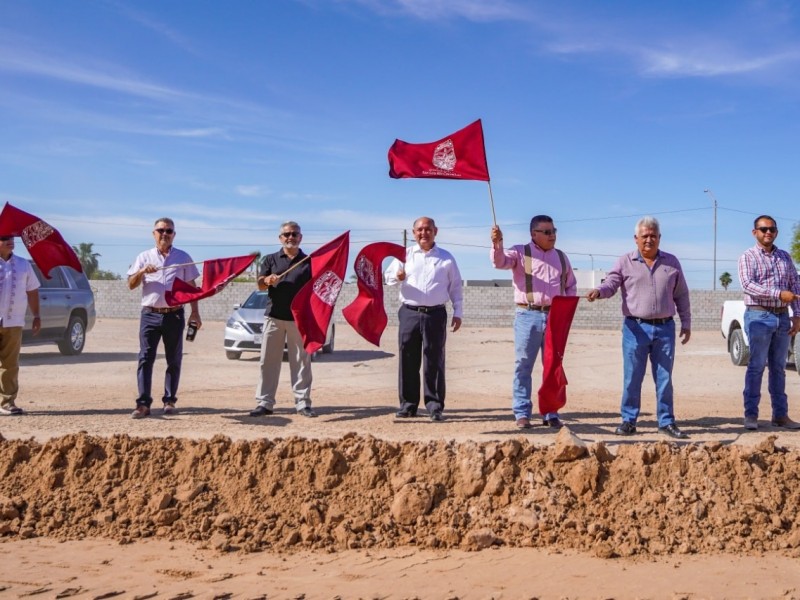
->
xmin=2 ymin=0 xmax=800 ymax=289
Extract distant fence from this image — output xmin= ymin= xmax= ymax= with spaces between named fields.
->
xmin=92 ymin=281 xmax=740 ymax=331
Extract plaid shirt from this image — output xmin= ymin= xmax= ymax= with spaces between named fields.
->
xmin=738 ymin=244 xmax=800 ymax=312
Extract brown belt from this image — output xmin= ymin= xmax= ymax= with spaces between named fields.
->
xmin=516 ymin=303 xmax=551 ymax=312
xmin=142 ymin=306 xmax=183 ymax=314
xmin=747 ymin=305 xmax=789 ymax=314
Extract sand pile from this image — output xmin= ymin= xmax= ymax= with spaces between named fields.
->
xmin=2 ymin=430 xmax=800 ymax=558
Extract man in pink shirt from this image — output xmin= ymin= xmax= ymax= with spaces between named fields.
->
xmin=491 ymin=215 xmax=577 ymax=430
xmin=587 ymin=216 xmax=691 ymax=439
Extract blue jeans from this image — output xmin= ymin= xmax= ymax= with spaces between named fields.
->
xmin=743 ymin=309 xmax=790 ymax=419
xmin=620 ymin=317 xmax=676 ymax=427
xmin=512 ymin=309 xmax=558 ymax=421
xmin=136 ymin=308 xmax=185 ymax=407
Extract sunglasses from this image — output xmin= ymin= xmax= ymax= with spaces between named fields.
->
xmin=533 ymin=228 xmax=557 ymax=236
xmin=756 ymin=226 xmax=777 ymax=234
xmin=281 ymin=231 xmax=300 ymax=238
xmin=0 ymin=236 xmax=12 ymax=241
xmin=155 ymin=228 xmax=175 ymax=234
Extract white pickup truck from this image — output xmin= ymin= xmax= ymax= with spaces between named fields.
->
xmin=720 ymin=300 xmax=799 ymax=369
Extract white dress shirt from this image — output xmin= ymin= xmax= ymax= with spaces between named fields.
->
xmin=385 ymin=244 xmax=463 ymax=318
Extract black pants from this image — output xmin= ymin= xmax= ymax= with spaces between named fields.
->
xmin=136 ymin=308 xmax=185 ymax=407
xmin=397 ymin=304 xmax=447 ymax=413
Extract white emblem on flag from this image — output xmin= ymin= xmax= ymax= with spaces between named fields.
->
xmin=355 ymin=255 xmax=377 ymax=289
xmin=432 ymin=139 xmax=456 ymax=171
xmin=21 ymin=220 xmax=54 ymax=247
xmin=313 ymin=270 xmax=343 ymax=306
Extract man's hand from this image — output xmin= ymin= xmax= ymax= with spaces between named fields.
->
xmin=490 ymin=226 xmax=503 ymax=246
xmin=396 ymin=268 xmax=406 ymax=281
xmin=680 ymin=328 xmax=691 ymax=345
xmin=779 ymin=290 xmax=797 ymax=303
xmin=586 ymin=289 xmax=601 ymax=302
xmin=189 ymin=311 xmax=202 ymax=329
xmin=451 ymin=317 xmax=462 ymax=332
xmin=31 ymin=316 xmax=41 ymax=336
xmin=791 ymin=316 xmax=800 ymax=336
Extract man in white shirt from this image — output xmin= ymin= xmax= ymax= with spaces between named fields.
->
xmin=0 ymin=235 xmax=40 ymax=415
xmin=385 ymin=217 xmax=463 ymax=422
xmin=127 ymin=218 xmax=201 ymax=419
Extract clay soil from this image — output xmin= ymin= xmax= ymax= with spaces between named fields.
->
xmin=3 ymin=318 xmax=800 ymax=599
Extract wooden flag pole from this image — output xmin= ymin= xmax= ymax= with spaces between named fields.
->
xmin=487 ymin=181 xmax=497 ymax=226
xmin=276 ymin=254 xmax=311 ymax=280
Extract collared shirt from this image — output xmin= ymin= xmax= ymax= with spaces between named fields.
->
xmin=127 ymin=246 xmax=199 ymax=308
xmin=738 ymin=244 xmax=800 ymax=312
xmin=491 ymin=242 xmax=577 ymax=305
xmin=597 ymin=249 xmax=691 ymax=328
xmin=0 ymin=254 xmax=40 ymax=327
xmin=385 ymin=244 xmax=463 ymax=318
xmin=259 ymin=249 xmax=310 ymax=321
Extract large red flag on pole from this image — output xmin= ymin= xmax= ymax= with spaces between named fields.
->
xmin=538 ymin=295 xmax=580 ymax=416
xmin=291 ymin=232 xmax=350 ymax=354
xmin=342 ymin=242 xmax=406 ymax=346
xmin=165 ymin=254 xmax=257 ymax=306
xmin=388 ymin=119 xmax=490 ymax=181
xmin=0 ymin=202 xmax=82 ymax=278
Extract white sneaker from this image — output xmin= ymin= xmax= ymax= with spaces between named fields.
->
xmin=0 ymin=404 xmax=23 ymax=416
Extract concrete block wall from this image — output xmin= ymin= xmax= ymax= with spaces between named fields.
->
xmin=93 ymin=280 xmax=741 ymax=331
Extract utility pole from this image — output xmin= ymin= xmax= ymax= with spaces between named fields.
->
xmin=704 ymin=189 xmax=718 ymax=290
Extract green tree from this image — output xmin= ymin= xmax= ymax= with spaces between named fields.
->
xmin=72 ymin=242 xmax=100 ymax=279
xmin=719 ymin=271 xmax=732 ymax=290
xmin=791 ymin=222 xmax=800 ymax=265
xmin=93 ymin=269 xmax=121 ymax=280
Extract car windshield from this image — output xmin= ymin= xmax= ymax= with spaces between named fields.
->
xmin=242 ymin=292 xmax=269 ymax=310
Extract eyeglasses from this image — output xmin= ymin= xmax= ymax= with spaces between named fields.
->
xmin=281 ymin=231 xmax=300 ymax=238
xmin=0 ymin=236 xmax=12 ymax=241
xmin=155 ymin=228 xmax=175 ymax=234
xmin=756 ymin=226 xmax=777 ymax=234
xmin=533 ymin=228 xmax=557 ymax=236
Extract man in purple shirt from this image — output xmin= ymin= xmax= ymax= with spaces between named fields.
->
xmin=491 ymin=215 xmax=577 ymax=430
xmin=587 ymin=216 xmax=691 ymax=439
xmin=738 ymin=215 xmax=800 ymax=431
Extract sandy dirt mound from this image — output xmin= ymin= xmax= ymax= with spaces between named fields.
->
xmin=3 ymin=430 xmax=800 ymax=559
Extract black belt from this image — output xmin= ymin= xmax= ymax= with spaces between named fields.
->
xmin=747 ymin=305 xmax=789 ymax=314
xmin=404 ymin=304 xmax=445 ymax=314
xmin=627 ymin=316 xmax=673 ymax=325
xmin=517 ymin=303 xmax=551 ymax=312
xmin=142 ymin=306 xmax=183 ymax=314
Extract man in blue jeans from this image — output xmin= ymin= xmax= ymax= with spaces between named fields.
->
xmin=491 ymin=216 xmax=577 ymax=430
xmin=738 ymin=215 xmax=800 ymax=430
xmin=587 ymin=216 xmax=691 ymax=439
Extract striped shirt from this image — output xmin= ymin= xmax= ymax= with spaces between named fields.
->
xmin=596 ymin=249 xmax=691 ymax=329
xmin=491 ymin=242 xmax=577 ymax=305
xmin=738 ymin=244 xmax=800 ymax=312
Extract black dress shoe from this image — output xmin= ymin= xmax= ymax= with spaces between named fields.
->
xmin=249 ymin=406 xmax=273 ymax=417
xmin=298 ymin=407 xmax=317 ymax=418
xmin=395 ymin=407 xmax=417 ymax=418
xmin=659 ymin=423 xmax=688 ymax=439
xmin=430 ymin=411 xmax=443 ymax=422
xmin=543 ymin=417 xmax=563 ymax=429
xmin=615 ymin=421 xmax=636 ymax=436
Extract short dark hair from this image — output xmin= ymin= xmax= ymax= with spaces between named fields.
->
xmin=154 ymin=217 xmax=175 ymax=228
xmin=530 ymin=215 xmax=553 ymax=231
xmin=754 ymin=215 xmax=777 ymax=229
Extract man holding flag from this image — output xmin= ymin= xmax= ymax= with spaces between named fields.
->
xmin=248 ymin=221 xmax=317 ymax=418
xmin=127 ymin=217 xmax=202 ymax=419
xmin=385 ymin=217 xmax=463 ymax=422
xmin=491 ymin=215 xmax=577 ymax=430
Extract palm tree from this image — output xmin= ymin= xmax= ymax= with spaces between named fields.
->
xmin=719 ymin=271 xmax=732 ymax=290
xmin=72 ymin=242 xmax=100 ymax=279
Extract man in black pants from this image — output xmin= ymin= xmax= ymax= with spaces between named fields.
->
xmin=384 ymin=217 xmax=463 ymax=422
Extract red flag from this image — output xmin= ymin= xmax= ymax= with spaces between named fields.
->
xmin=342 ymin=242 xmax=406 ymax=346
xmin=538 ymin=296 xmax=580 ymax=416
xmin=291 ymin=232 xmax=350 ymax=354
xmin=388 ymin=119 xmax=490 ymax=181
xmin=0 ymin=202 xmax=82 ymax=278
xmin=166 ymin=255 xmax=256 ymax=306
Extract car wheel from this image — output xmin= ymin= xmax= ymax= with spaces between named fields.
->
xmin=57 ymin=315 xmax=87 ymax=356
xmin=226 ymin=350 xmax=242 ymax=360
xmin=730 ymin=328 xmax=750 ymax=366
xmin=322 ymin=324 xmax=335 ymax=354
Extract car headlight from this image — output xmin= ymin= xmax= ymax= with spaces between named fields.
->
xmin=226 ymin=318 xmax=246 ymax=331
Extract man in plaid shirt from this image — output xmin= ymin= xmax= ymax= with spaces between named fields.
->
xmin=738 ymin=215 xmax=800 ymax=431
